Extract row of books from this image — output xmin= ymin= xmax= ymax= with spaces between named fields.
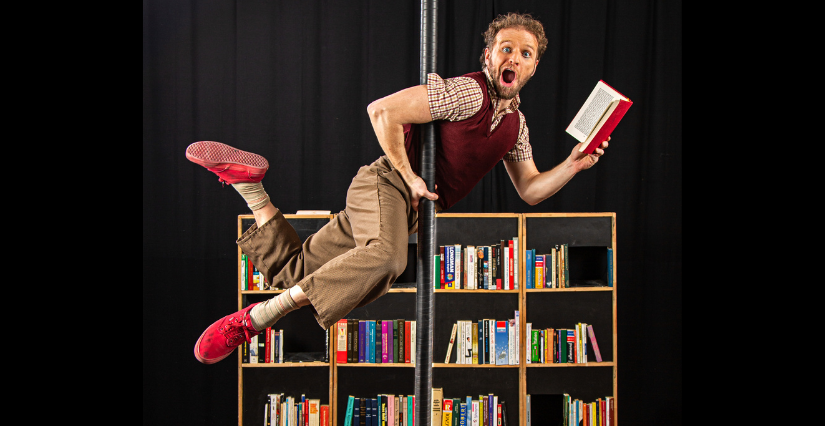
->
xmin=444 ymin=313 xmax=520 ymax=365
xmin=524 ymin=246 xmax=614 ymax=289
xmin=243 ymin=328 xmax=331 ymax=364
xmin=265 ymin=394 xmax=329 ymax=426
xmin=434 ymin=239 xmax=519 ymax=290
xmin=343 ymin=394 xmax=415 ymax=426
xmin=433 ymin=389 xmax=509 ymax=426
xmin=526 ymin=394 xmax=614 ymax=426
xmin=241 ymin=253 xmax=267 ymax=290
xmin=337 ymin=319 xmax=417 ymax=364
xmin=526 ymin=323 xmax=603 ymax=364
xmin=244 ymin=327 xmax=284 ymax=364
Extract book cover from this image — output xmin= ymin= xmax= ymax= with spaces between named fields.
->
xmin=445 ymin=322 xmax=458 ymax=363
xmin=495 ymin=321 xmax=509 ymax=365
xmin=467 ymin=246 xmax=475 ymax=289
xmin=455 ymin=244 xmax=462 ymax=289
xmin=463 ymin=321 xmax=473 ymax=364
xmin=265 ymin=327 xmax=272 ymax=363
xmin=507 ymin=241 xmax=514 ymax=290
xmin=345 ymin=396 xmax=355 ymax=426
xmin=309 ymin=399 xmax=321 ymax=426
xmin=405 ymin=320 xmax=412 ymax=363
xmin=434 ymin=254 xmax=441 ymax=290
xmin=524 ymin=323 xmax=531 ymax=364
xmin=442 ymin=399 xmax=453 ymax=426
xmin=459 ymin=403 xmax=467 ymax=426
xmin=566 ymin=80 xmax=633 ymax=154
xmin=432 ymin=388 xmax=443 ymax=426
xmin=359 ymin=320 xmax=366 ymax=363
xmin=471 ymin=322 xmax=479 ymax=364
xmin=321 ymin=405 xmax=329 ymax=426
xmin=587 ymin=324 xmax=603 ymax=362
xmin=337 ymin=319 xmax=348 ymax=363
xmin=514 ymin=311 xmax=520 ymax=364
xmin=607 ymin=248 xmax=614 ymax=287
xmin=525 ymin=249 xmax=534 ymax=289
xmin=445 ymin=246 xmax=455 ymax=289
xmin=392 ymin=320 xmax=399 ymax=363
xmin=471 ymin=401 xmax=479 ymax=426
xmin=382 ymin=320 xmax=389 ymax=363
xmin=535 ymin=254 xmax=544 ymax=289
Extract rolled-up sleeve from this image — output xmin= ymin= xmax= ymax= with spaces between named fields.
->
xmin=427 ymin=73 xmax=484 ymax=122
xmin=503 ymin=111 xmax=533 ymax=162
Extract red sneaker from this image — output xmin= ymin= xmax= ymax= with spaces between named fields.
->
xmin=185 ymin=141 xmax=269 ymax=184
xmin=194 ymin=303 xmax=261 ymax=364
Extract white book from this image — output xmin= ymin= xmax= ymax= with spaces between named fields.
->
xmin=467 ymin=246 xmax=475 ymax=290
xmin=445 ymin=323 xmax=458 ymax=363
xmin=265 ymin=403 xmax=270 ymax=426
xmin=471 ymin=401 xmax=479 ymax=426
xmin=513 ymin=237 xmax=519 ymax=289
xmin=508 ymin=318 xmax=516 ymax=365
xmin=457 ymin=321 xmax=464 ymax=364
xmin=503 ymin=242 xmax=509 ymax=290
xmin=250 ymin=334 xmax=258 ymax=363
xmin=308 ymin=399 xmax=321 ymax=426
xmin=455 ymin=244 xmax=462 ymax=289
xmin=279 ymin=329 xmax=284 ymax=363
xmin=487 ymin=319 xmax=495 ymax=365
xmin=526 ymin=395 xmax=531 ymax=426
xmin=464 ymin=321 xmax=473 ymax=364
xmin=514 ymin=311 xmax=520 ymax=364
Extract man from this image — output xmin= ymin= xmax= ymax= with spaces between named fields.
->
xmin=189 ymin=12 xmax=609 ymax=364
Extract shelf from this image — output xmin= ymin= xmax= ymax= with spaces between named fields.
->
xmin=242 ymin=362 xmax=330 ymax=368
xmin=526 ymin=362 xmax=615 ymax=368
xmin=335 ymin=363 xmax=519 ymax=368
xmin=525 ymin=287 xmax=612 ymax=292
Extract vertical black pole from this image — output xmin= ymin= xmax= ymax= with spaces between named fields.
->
xmin=415 ymin=1 xmax=437 ymax=426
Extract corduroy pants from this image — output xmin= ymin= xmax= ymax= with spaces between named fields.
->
xmin=237 ymin=156 xmax=418 ymax=330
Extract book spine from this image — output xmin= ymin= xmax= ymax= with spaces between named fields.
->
xmin=607 ymin=248 xmax=614 ymax=287
xmin=392 ymin=319 xmax=399 ymax=363
xmin=265 ymin=327 xmax=272 ymax=363
xmin=524 ymin=323 xmax=531 ymax=364
xmin=587 ymin=324 xmax=603 ymax=363
xmin=434 ymin=254 xmax=441 ymax=290
xmin=507 ymin=241 xmax=514 ymax=290
xmin=382 ymin=321 xmax=389 ymax=363
xmin=525 ymin=249 xmax=534 ymax=289
xmin=495 ymin=321 xmax=508 ymax=365
xmin=534 ymin=253 xmax=543 ymax=289
xmin=337 ymin=319 xmax=347 ymax=364
xmin=359 ymin=320 xmax=366 ymax=363
xmin=440 ymin=246 xmax=446 ymax=289
xmin=446 ymin=246 xmax=455 ymax=289
xmin=445 ymin=322 xmax=458 ymax=363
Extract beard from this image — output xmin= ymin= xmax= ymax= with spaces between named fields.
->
xmin=486 ymin=63 xmax=533 ymax=100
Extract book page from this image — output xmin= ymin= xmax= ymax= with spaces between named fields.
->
xmin=565 ymin=81 xmax=625 ymax=142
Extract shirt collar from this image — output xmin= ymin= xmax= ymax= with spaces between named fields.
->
xmin=482 ymin=66 xmax=521 ymax=112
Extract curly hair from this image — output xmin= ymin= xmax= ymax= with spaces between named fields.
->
xmin=479 ymin=12 xmax=548 ymax=66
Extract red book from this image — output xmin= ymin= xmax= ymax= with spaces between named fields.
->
xmin=265 ymin=327 xmax=272 ymax=363
xmin=587 ymin=324 xmax=603 ymax=362
xmin=321 ymin=405 xmax=329 ymax=426
xmin=440 ymin=246 xmax=445 ymax=289
xmin=508 ymin=241 xmax=514 ymax=289
xmin=405 ymin=321 xmax=412 ymax=363
xmin=566 ymin=80 xmax=632 ymax=155
xmin=336 ymin=319 xmax=348 ymax=363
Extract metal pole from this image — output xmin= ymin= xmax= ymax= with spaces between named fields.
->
xmin=415 ymin=1 xmax=437 ymax=426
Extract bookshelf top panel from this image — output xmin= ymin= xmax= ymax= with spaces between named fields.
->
xmin=524 ymin=215 xmax=613 ymax=248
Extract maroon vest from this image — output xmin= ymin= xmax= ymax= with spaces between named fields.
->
xmin=403 ymin=71 xmax=520 ymax=210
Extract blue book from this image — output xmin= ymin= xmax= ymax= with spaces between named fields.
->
xmin=495 ymin=320 xmax=509 ymax=365
xmin=482 ymin=246 xmax=489 ymax=289
xmin=525 ymin=249 xmax=534 ymax=289
xmin=345 ymin=396 xmax=355 ymax=426
xmin=445 ymin=245 xmax=455 ymax=288
xmin=477 ymin=319 xmax=485 ymax=364
xmin=460 ymin=402 xmax=466 ymax=426
xmin=359 ymin=320 xmax=366 ymax=363
xmin=367 ymin=320 xmax=375 ymax=363
xmin=607 ymin=248 xmax=614 ymax=287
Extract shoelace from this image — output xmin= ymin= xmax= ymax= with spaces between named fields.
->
xmin=219 ymin=315 xmax=257 ymax=347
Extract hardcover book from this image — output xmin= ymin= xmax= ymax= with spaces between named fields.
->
xmin=337 ymin=319 xmax=348 ymax=364
xmin=495 ymin=321 xmax=509 ymax=365
xmin=587 ymin=324 xmax=603 ymax=363
xmin=565 ymin=80 xmax=633 ymax=154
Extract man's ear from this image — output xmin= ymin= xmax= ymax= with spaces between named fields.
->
xmin=531 ymin=59 xmax=539 ymax=77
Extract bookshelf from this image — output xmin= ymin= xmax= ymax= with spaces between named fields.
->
xmin=236 ymin=212 xmax=618 ymax=426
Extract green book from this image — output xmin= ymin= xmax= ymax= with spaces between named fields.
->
xmin=531 ymin=330 xmax=540 ymax=363
xmin=559 ymin=330 xmax=567 ymax=363
xmin=452 ymin=398 xmax=460 ymax=426
xmin=345 ymin=396 xmax=355 ymax=426
xmin=393 ymin=319 xmax=399 ymax=363
xmin=241 ymin=253 xmax=248 ymax=290
xmin=434 ymin=254 xmax=441 ymax=289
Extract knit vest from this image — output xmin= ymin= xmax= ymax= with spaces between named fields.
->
xmin=403 ymin=71 xmax=520 ymax=210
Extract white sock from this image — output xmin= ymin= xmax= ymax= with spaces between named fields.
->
xmin=232 ymin=182 xmax=270 ymax=211
xmin=250 ymin=290 xmax=298 ymax=331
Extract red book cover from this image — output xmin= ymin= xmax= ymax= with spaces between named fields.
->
xmin=336 ymin=319 xmax=348 ymax=363
xmin=569 ymin=80 xmax=632 ymax=155
xmin=248 ymin=259 xmax=254 ymax=290
xmin=321 ymin=405 xmax=329 ymax=426
xmin=405 ymin=321 xmax=412 ymax=363
xmin=440 ymin=246 xmax=445 ymax=289
xmin=587 ymin=324 xmax=603 ymax=362
xmin=265 ymin=327 xmax=272 ymax=363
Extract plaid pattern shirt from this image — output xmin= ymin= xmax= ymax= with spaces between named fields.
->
xmin=426 ymin=69 xmax=533 ymax=162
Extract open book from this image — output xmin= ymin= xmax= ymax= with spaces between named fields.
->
xmin=565 ymin=80 xmax=632 ymax=155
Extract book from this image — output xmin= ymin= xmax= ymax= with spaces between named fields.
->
xmin=309 ymin=399 xmax=321 ymax=426
xmin=346 ymin=396 xmax=356 ymax=426
xmin=445 ymin=246 xmax=455 ymax=289
xmin=434 ymin=254 xmax=441 ymax=290
xmin=321 ymin=405 xmax=330 ymax=426
xmin=565 ymin=80 xmax=632 ymax=154
xmin=525 ymin=249 xmax=534 ymax=289
xmin=495 ymin=321 xmax=508 ymax=365
xmin=607 ymin=248 xmax=614 ymax=287
xmin=534 ymin=254 xmax=544 ymax=289
xmin=432 ymin=388 xmax=443 ymax=426
xmin=587 ymin=324 xmax=603 ymax=362
xmin=442 ymin=399 xmax=453 ymax=426
xmin=295 ymin=210 xmax=332 ymax=215
xmin=445 ymin=323 xmax=458 ymax=363
xmin=337 ymin=319 xmax=348 ymax=364
xmin=405 ymin=320 xmax=412 ymax=363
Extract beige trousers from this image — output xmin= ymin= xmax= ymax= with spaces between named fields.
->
xmin=237 ymin=156 xmax=418 ymax=330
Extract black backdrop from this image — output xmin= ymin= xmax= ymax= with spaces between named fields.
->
xmin=143 ymin=0 xmax=681 ymax=424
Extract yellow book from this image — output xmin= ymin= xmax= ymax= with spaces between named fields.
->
xmin=442 ymin=399 xmax=453 ymax=426
xmin=471 ymin=323 xmax=479 ymax=364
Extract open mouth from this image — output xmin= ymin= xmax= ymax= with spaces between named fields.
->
xmin=502 ymin=69 xmax=516 ymax=84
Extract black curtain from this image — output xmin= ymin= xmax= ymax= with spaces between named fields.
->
xmin=143 ymin=0 xmax=681 ymax=424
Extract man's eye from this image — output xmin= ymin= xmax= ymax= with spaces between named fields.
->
xmin=502 ymin=47 xmax=511 ymax=53
xmin=523 ymin=51 xmax=531 ymax=58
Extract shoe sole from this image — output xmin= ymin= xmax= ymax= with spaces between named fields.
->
xmin=194 ymin=318 xmax=234 ymax=365
xmin=185 ymin=141 xmax=269 ymax=175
